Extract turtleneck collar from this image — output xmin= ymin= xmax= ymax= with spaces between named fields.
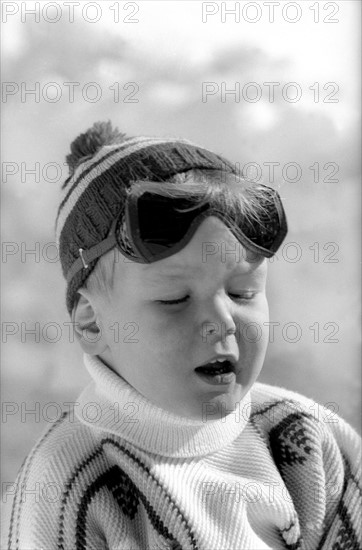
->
xmin=75 ymin=354 xmax=251 ymax=458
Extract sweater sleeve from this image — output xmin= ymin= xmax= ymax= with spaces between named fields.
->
xmin=315 ymin=409 xmax=361 ymax=550
xmin=252 ymin=387 xmax=362 ymax=550
xmin=1 ymin=413 xmax=112 ymax=550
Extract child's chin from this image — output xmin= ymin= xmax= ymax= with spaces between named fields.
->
xmin=175 ymin=386 xmax=246 ymax=422
xmin=201 ymin=388 xmax=245 ymax=421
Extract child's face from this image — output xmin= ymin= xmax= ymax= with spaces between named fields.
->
xmin=97 ymin=216 xmax=269 ymax=421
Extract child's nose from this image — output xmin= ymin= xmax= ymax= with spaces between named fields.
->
xmin=198 ymin=295 xmax=236 ymax=342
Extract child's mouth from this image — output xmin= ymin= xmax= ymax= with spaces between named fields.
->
xmin=194 ymin=360 xmax=237 ymax=385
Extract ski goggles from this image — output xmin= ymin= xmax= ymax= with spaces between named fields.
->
xmin=66 ymin=183 xmax=287 ymax=283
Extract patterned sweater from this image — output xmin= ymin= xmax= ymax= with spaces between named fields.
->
xmin=2 ymin=354 xmax=361 ymax=550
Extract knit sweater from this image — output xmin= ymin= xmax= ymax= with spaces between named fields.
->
xmin=3 ymin=355 xmax=361 ymax=550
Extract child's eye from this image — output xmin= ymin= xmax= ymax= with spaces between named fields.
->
xmin=157 ymin=296 xmax=189 ymax=306
xmin=229 ymin=291 xmax=256 ymax=302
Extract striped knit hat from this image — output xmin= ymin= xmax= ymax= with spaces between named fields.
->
xmin=56 ymin=121 xmax=238 ymax=314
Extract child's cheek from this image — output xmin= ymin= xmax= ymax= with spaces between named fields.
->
xmin=153 ymin=312 xmax=192 ymax=342
xmin=236 ymin=293 xmax=269 ymax=321
xmin=124 ymin=309 xmax=189 ymax=355
xmin=235 ymin=296 xmax=269 ymax=347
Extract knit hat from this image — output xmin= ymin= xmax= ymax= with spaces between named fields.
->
xmin=56 ymin=121 xmax=238 ymax=314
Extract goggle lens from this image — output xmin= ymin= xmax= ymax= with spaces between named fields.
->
xmin=123 ymin=186 xmax=287 ymax=262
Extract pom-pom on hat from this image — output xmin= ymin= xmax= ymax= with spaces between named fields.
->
xmin=56 ymin=121 xmax=238 ymax=314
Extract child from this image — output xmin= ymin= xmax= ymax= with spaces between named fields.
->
xmin=3 ymin=122 xmax=361 ymax=549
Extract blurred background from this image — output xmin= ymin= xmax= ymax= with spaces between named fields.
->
xmin=1 ymin=1 xmax=361 ymax=497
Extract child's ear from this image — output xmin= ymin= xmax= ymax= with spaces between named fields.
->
xmin=72 ymin=290 xmax=107 ymax=355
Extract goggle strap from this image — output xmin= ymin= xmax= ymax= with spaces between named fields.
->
xmin=66 ymin=233 xmax=117 ymax=284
